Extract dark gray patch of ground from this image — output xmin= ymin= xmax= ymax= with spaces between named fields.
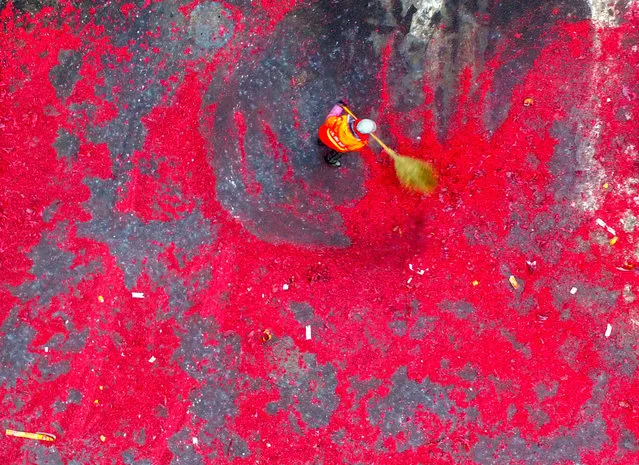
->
xmin=289 ymin=301 xmax=315 ymax=325
xmin=53 ymin=129 xmax=80 ymax=161
xmin=1 ymin=309 xmax=37 ymax=389
xmin=32 ymin=444 xmax=67 ymax=465
xmin=169 ymin=429 xmax=203 ymax=465
xmin=38 ymin=358 xmax=71 ymax=382
xmin=268 ymin=336 xmax=340 ymax=429
xmin=49 ymin=49 xmax=83 ymax=100
xmin=12 ymin=231 xmax=101 ymax=305
xmin=409 ymin=315 xmax=437 ymax=340
xmin=367 ymin=366 xmax=462 ymax=451
xmin=0 ymin=309 xmax=38 ymax=388
xmin=603 ymin=340 xmax=638 ymax=377
xmin=620 ymin=429 xmax=638 ymax=451
xmin=535 ymin=381 xmax=559 ymax=401
xmin=541 ymin=274 xmax=619 ymax=318
xmin=78 ymin=178 xmax=215 ymax=289
xmin=439 ymin=300 xmax=475 ymax=319
xmin=190 ymin=383 xmax=238 ymax=432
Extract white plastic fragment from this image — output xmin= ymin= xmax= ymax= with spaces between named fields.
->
xmin=132 ymin=292 xmax=145 ymax=299
xmin=409 ymin=264 xmax=414 ymax=271
xmin=192 ymin=437 xmax=199 ymax=445
xmin=44 ymin=347 xmax=49 ymax=353
xmin=570 ymin=287 xmax=577 ymax=295
xmin=605 ymin=324 xmax=612 ymax=338
xmin=148 ymin=356 xmax=156 ymax=363
xmin=305 ymin=325 xmax=311 ymax=340
xmin=407 ymin=277 xmax=413 ymax=284
xmin=282 ymin=284 xmax=289 ymax=291
xmin=417 ymin=270 xmax=425 ymax=275
xmin=595 ymin=218 xmax=616 ymax=235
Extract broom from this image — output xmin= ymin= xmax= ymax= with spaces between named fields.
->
xmin=341 ymin=105 xmax=437 ymax=193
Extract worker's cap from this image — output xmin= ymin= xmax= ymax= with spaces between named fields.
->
xmin=356 ymin=119 xmax=376 ymax=134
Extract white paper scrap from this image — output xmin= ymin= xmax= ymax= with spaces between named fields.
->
xmin=605 ymin=324 xmax=612 ymax=338
xmin=305 ymin=325 xmax=311 ymax=340
xmin=132 ymin=292 xmax=145 ymax=299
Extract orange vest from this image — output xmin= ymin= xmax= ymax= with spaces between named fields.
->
xmin=318 ymin=115 xmax=368 ymax=153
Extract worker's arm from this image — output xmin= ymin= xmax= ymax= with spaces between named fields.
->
xmin=327 ymin=104 xmax=344 ymax=118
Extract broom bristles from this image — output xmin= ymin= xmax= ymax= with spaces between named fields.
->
xmin=371 ymin=134 xmax=437 ymax=193
xmin=392 ymin=154 xmax=437 ymax=193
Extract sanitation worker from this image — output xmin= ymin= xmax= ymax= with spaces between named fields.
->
xmin=318 ymin=100 xmax=377 ymax=167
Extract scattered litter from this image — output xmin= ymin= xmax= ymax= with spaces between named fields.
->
xmin=94 ymin=399 xmax=99 ymax=405
xmin=409 ymin=264 xmax=413 ymax=271
xmin=192 ymin=437 xmax=199 ymax=445
xmin=5 ymin=429 xmax=56 ymax=442
xmin=570 ymin=287 xmax=577 ymax=295
xmin=603 ymin=182 xmax=609 ymax=189
xmin=148 ymin=356 xmax=156 ymax=363
xmin=261 ymin=329 xmax=272 ymax=343
xmin=305 ymin=325 xmax=312 ymax=340
xmin=630 ymin=319 xmax=639 ymax=327
xmin=132 ymin=292 xmax=145 ymax=299
xmin=44 ymin=347 xmax=49 ymax=353
xmin=99 ymin=386 xmax=103 ymax=390
xmin=595 ymin=218 xmax=616 ymax=235
xmin=523 ymin=97 xmax=534 ymax=106
xmin=98 ymin=295 xmax=104 ymax=303
xmin=526 ymin=260 xmax=537 ymax=273
xmin=282 ymin=284 xmax=289 ymax=291
xmin=472 ymin=280 xmax=479 ymax=286
xmin=407 ymin=277 xmax=413 ymax=284
xmin=417 ymin=269 xmax=425 ymax=275
xmin=605 ymin=323 xmax=612 ymax=338
xmin=509 ymin=275 xmax=519 ymax=289
xmin=616 ymin=262 xmax=634 ymax=272
xmin=100 ymin=435 xmax=106 ymax=442
xmin=610 ymin=236 xmax=618 ymax=245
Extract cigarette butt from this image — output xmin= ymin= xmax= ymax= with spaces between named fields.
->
xmin=132 ymin=292 xmax=145 ymax=298
xmin=305 ymin=325 xmax=311 ymax=340
xmin=472 ymin=280 xmax=479 ymax=286
xmin=5 ymin=429 xmax=56 ymax=442
xmin=605 ymin=324 xmax=612 ymax=338
xmin=509 ymin=275 xmax=519 ymax=289
xmin=610 ymin=236 xmax=618 ymax=245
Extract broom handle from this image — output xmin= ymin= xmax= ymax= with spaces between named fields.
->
xmin=340 ymin=104 xmax=391 ymax=155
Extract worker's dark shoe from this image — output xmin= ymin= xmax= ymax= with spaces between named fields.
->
xmin=325 ymin=155 xmax=342 ymax=167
